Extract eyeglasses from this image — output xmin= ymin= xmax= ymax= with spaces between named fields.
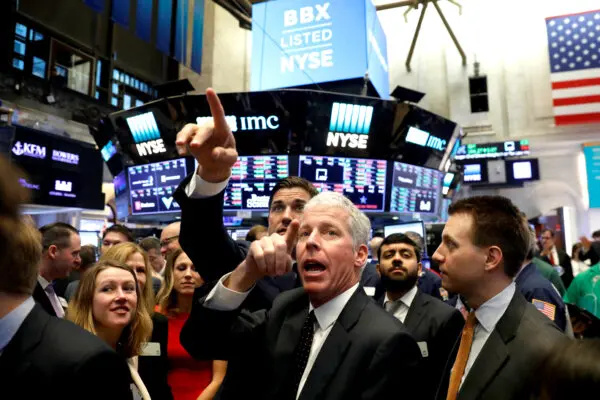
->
xmin=160 ymin=235 xmax=179 ymax=247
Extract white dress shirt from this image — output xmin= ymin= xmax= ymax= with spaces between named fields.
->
xmin=37 ymin=275 xmax=65 ymax=318
xmin=184 ymin=172 xmax=229 ymax=199
xmin=383 ymin=285 xmax=418 ymax=324
xmin=0 ymin=296 xmax=35 ymax=356
xmin=204 ymin=273 xmax=360 ymax=399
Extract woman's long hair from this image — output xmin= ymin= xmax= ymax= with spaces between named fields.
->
xmin=156 ymin=248 xmax=185 ymax=316
xmin=67 ymin=260 xmax=152 ymax=358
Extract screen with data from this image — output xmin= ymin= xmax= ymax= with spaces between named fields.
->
xmin=223 ymin=155 xmax=290 ymax=211
xmin=298 ymin=156 xmax=387 ymax=212
xmin=128 ymin=158 xmax=187 ymax=214
xmin=389 ymin=161 xmax=442 ymax=214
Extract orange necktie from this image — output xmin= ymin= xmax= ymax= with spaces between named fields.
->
xmin=446 ymin=312 xmax=477 ymax=400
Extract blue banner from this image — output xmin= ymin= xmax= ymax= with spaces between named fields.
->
xmin=174 ymin=0 xmax=189 ymax=64
xmin=365 ymin=0 xmax=389 ymax=98
xmin=84 ymin=0 xmax=105 ymax=13
xmin=191 ymin=0 xmax=205 ymax=73
xmin=584 ymin=145 xmax=600 ymax=208
xmin=156 ymin=0 xmax=173 ymax=54
xmin=136 ymin=0 xmax=153 ymax=42
xmin=112 ymin=0 xmax=131 ymax=28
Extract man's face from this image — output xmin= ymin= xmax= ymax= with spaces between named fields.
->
xmin=52 ymin=233 xmax=81 ymax=279
xmin=268 ymin=188 xmax=312 ymax=236
xmin=101 ymin=232 xmax=130 ymax=255
xmin=377 ymin=242 xmax=421 ymax=293
xmin=296 ymin=205 xmax=367 ymax=307
xmin=432 ymin=213 xmax=488 ymax=295
xmin=540 ymin=231 xmax=555 ymax=252
xmin=147 ymin=248 xmax=165 ymax=274
xmin=160 ymin=226 xmax=180 ymax=257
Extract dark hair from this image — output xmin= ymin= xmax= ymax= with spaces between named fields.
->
xmin=246 ymin=225 xmax=268 ymax=242
xmin=268 ymin=176 xmax=318 ymax=208
xmin=448 ymin=196 xmax=529 ymax=278
xmin=79 ymin=245 xmax=97 ymax=270
xmin=592 ymin=230 xmax=600 ymax=239
xmin=572 ymin=242 xmax=582 ymax=257
xmin=542 ymin=229 xmax=555 ymax=238
xmin=378 ymin=233 xmax=422 ymax=262
xmin=103 ymin=224 xmax=134 ymax=242
xmin=139 ymin=236 xmax=161 ymax=252
xmin=532 ymin=339 xmax=600 ymax=399
xmin=39 ymin=222 xmax=79 ymax=250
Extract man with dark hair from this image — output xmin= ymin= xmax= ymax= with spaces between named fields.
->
xmin=578 ymin=230 xmax=600 ymax=267
xmin=140 ymin=236 xmax=165 ymax=294
xmin=36 ymin=222 xmax=81 ymax=317
xmin=101 ymin=224 xmax=134 ymax=254
xmin=0 ymin=156 xmax=132 ymax=399
xmin=63 ymin=245 xmax=98 ymax=302
xmin=376 ymin=233 xmax=464 ymax=399
xmin=540 ymin=229 xmax=574 ymax=288
xmin=245 ymin=225 xmax=268 ymax=242
xmin=433 ymin=196 xmax=564 ymax=400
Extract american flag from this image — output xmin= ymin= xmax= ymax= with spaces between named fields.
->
xmin=546 ymin=10 xmax=600 ymax=125
xmin=532 ymin=299 xmax=556 ymax=321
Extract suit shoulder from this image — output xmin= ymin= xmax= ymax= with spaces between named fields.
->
xmin=43 ymin=318 xmax=117 ymax=361
xmin=270 ymin=287 xmax=306 ymax=313
xmin=421 ymin=293 xmax=459 ymax=316
xmin=519 ymin=302 xmax=564 ymax=345
xmin=360 ymin=297 xmax=411 ymax=336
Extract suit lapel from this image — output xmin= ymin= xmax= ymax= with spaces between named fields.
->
xmin=404 ymin=290 xmax=428 ymax=333
xmin=33 ymin=282 xmax=57 ymax=317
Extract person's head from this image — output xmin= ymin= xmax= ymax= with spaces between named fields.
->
xmin=160 ymin=222 xmax=181 ymax=257
xmin=157 ymin=249 xmax=204 ymax=314
xmin=296 ymin=192 xmax=370 ymax=307
xmin=525 ymin=227 xmax=538 ymax=263
xmin=377 ymin=233 xmax=422 ymax=295
xmin=532 ymin=339 xmax=600 ymax=400
xmin=139 ymin=237 xmax=164 ymax=274
xmin=268 ymin=177 xmax=318 ymax=236
xmin=369 ymin=236 xmax=384 ymax=261
xmin=39 ymin=222 xmax=81 ymax=281
xmin=246 ymin=225 xmax=268 ymax=242
xmin=432 ymin=196 xmax=529 ymax=307
xmin=592 ymin=230 xmax=600 ymax=241
xmin=79 ymin=245 xmax=97 ymax=272
xmin=540 ymin=229 xmax=556 ymax=252
xmin=99 ymin=243 xmax=155 ymax=316
xmin=68 ymin=260 xmax=152 ymax=357
xmin=101 ymin=224 xmax=134 ymax=254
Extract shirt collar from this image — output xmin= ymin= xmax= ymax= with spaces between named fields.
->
xmin=309 ymin=283 xmax=359 ymax=331
xmin=384 ymin=285 xmax=418 ymax=309
xmin=0 ymin=297 xmax=35 ymax=353
xmin=37 ymin=275 xmax=51 ymax=289
xmin=474 ymin=282 xmax=516 ymax=333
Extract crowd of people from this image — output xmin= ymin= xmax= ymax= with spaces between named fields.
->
xmin=1 ymin=89 xmax=600 ymax=399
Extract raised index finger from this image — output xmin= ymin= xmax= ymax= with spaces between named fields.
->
xmin=284 ymin=220 xmax=300 ymax=254
xmin=206 ymin=88 xmax=228 ymax=134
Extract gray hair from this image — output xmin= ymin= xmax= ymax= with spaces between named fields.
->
xmin=304 ymin=191 xmax=371 ymax=249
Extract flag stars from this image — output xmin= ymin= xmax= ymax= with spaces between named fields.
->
xmin=567 ymin=40 xmax=573 ymax=46
xmin=579 ymin=16 xmax=585 ymax=22
xmin=569 ymin=62 xmax=575 ymax=68
xmin=584 ymin=61 xmax=591 ymax=66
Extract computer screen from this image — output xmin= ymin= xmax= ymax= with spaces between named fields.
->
xmin=228 ymin=228 xmax=250 ymax=241
xmin=462 ymin=161 xmax=488 ymax=183
xmin=442 ymin=172 xmax=455 ymax=196
xmin=383 ymin=221 xmax=427 ymax=255
xmin=506 ymin=159 xmax=540 ymax=183
xmin=223 ymin=155 xmax=289 ymax=211
xmin=298 ymin=155 xmax=387 ymax=212
xmin=389 ymin=161 xmax=442 ymax=214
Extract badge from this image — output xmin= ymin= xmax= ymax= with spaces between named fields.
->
xmin=141 ymin=342 xmax=161 ymax=356
xmin=363 ymin=286 xmax=376 ymax=297
xmin=532 ymin=299 xmax=556 ymax=321
xmin=417 ymin=341 xmax=429 ymax=358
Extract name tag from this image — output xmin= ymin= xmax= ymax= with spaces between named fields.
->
xmin=130 ymin=384 xmax=143 ymax=400
xmin=417 ymin=341 xmax=429 ymax=358
xmin=58 ymin=297 xmax=68 ymax=309
xmin=141 ymin=342 xmax=161 ymax=356
xmin=363 ymin=287 xmax=376 ymax=297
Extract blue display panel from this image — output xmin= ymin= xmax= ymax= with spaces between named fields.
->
xmin=585 ymin=145 xmax=600 ymax=208
xmin=389 ymin=161 xmax=441 ymax=214
xmin=128 ymin=158 xmax=187 ymax=214
xmin=298 ymin=155 xmax=387 ymax=212
xmin=223 ymin=155 xmax=290 ymax=211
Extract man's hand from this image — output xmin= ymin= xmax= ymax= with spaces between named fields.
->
xmin=580 ymin=236 xmax=592 ymax=252
xmin=175 ymin=88 xmax=238 ymax=183
xmin=226 ymin=221 xmax=300 ymax=292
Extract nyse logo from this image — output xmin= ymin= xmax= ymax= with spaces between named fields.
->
xmin=55 ymin=180 xmax=72 ymax=192
xmin=284 ymin=2 xmax=330 ymax=27
xmin=136 ymin=139 xmax=166 ymax=157
xmin=326 ymin=102 xmax=373 ymax=150
xmin=12 ymin=141 xmax=47 ymax=159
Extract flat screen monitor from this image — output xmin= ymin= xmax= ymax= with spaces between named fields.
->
xmin=128 ymin=158 xmax=187 ymax=215
xmin=506 ymin=158 xmax=540 ymax=183
xmin=228 ymin=228 xmax=250 ymax=241
xmin=442 ymin=172 xmax=455 ymax=195
xmin=223 ymin=155 xmax=289 ymax=211
xmin=389 ymin=161 xmax=442 ymax=214
xmin=462 ymin=161 xmax=488 ymax=184
xmin=298 ymin=155 xmax=388 ymax=212
xmin=383 ymin=221 xmax=427 ymax=255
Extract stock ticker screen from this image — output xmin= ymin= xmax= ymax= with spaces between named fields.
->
xmin=128 ymin=158 xmax=187 ymax=214
xmin=389 ymin=161 xmax=442 ymax=214
xmin=298 ymin=156 xmax=387 ymax=212
xmin=223 ymin=155 xmax=290 ymax=211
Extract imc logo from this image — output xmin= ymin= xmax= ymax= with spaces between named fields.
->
xmin=12 ymin=141 xmax=47 ymax=159
xmin=405 ymin=126 xmax=447 ymax=152
xmin=326 ymin=102 xmax=373 ymax=150
xmin=126 ymin=112 xmax=166 ymax=157
xmin=55 ymin=180 xmax=72 ymax=192
xmin=196 ymin=115 xmax=280 ymax=132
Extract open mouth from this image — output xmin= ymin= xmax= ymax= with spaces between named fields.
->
xmin=111 ymin=306 xmax=130 ymax=313
xmin=303 ymin=261 xmax=327 ymax=274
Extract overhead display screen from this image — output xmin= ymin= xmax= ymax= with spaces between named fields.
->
xmin=298 ymin=155 xmax=387 ymax=212
xmin=389 ymin=161 xmax=442 ymax=214
xmin=128 ymin=158 xmax=187 ymax=215
xmin=455 ymin=140 xmax=530 ymax=160
xmin=223 ymin=155 xmax=290 ymax=211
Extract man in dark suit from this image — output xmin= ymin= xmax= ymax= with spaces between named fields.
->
xmin=540 ymin=228 xmax=574 ymax=288
xmin=36 ymin=222 xmax=82 ymax=317
xmin=0 ymin=156 xmax=132 ymax=399
xmin=375 ymin=233 xmax=464 ymax=399
xmin=432 ymin=196 xmax=564 ymax=400
xmin=181 ymin=191 xmax=421 ymax=400
xmin=579 ymin=231 xmax=600 ymax=266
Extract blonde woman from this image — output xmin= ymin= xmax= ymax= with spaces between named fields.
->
xmin=68 ymin=260 xmax=153 ymax=399
xmin=100 ymin=242 xmax=173 ymax=400
xmin=156 ymin=249 xmax=227 ymax=400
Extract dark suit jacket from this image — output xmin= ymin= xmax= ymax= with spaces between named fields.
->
xmin=541 ymin=249 xmax=573 ymax=289
xmin=32 ymin=281 xmax=59 ymax=317
xmin=418 ymin=268 xmax=444 ymax=301
xmin=0 ymin=305 xmax=132 ymax=399
xmin=436 ymin=292 xmax=564 ymax=400
xmin=360 ymin=262 xmax=380 ymax=288
xmin=580 ymin=241 xmax=600 ymax=266
xmin=181 ymin=287 xmax=422 ymax=400
xmin=138 ymin=313 xmax=173 ymax=400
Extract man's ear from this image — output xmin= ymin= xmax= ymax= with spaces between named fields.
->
xmin=355 ymin=244 xmax=369 ymax=268
xmin=375 ymin=263 xmax=382 ymax=278
xmin=417 ymin=261 xmax=423 ymax=276
xmin=47 ymin=244 xmax=58 ymax=260
xmin=484 ymin=246 xmax=503 ymax=273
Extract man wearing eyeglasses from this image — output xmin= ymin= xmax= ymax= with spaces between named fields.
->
xmin=160 ymin=221 xmax=181 ymax=259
